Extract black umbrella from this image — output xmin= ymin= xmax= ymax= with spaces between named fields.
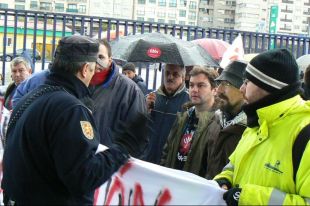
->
xmin=110 ymin=32 xmax=219 ymax=67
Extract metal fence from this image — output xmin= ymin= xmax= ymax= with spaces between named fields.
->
xmin=1 ymin=8 xmax=310 ymax=87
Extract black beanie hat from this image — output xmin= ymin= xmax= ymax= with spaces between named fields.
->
xmin=245 ymin=48 xmax=299 ymax=93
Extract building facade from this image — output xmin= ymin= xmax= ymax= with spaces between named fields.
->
xmin=133 ymin=0 xmax=199 ymax=26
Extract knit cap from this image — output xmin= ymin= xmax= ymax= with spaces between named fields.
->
xmin=245 ymin=48 xmax=299 ymax=93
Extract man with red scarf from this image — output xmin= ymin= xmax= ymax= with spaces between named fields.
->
xmin=89 ymin=39 xmax=148 ymax=157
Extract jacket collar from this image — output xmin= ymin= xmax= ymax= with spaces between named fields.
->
xmin=157 ymin=83 xmax=187 ymax=97
xmin=256 ymin=95 xmax=303 ymax=125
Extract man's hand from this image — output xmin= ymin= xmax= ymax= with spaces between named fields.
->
xmin=146 ymin=92 xmax=156 ymax=112
xmin=223 ymin=187 xmax=242 ymax=206
xmin=215 ymin=178 xmax=232 ymax=190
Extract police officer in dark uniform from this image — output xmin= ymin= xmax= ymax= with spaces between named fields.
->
xmin=2 ymin=35 xmax=148 ymax=205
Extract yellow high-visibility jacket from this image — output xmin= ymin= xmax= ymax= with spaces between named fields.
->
xmin=214 ymin=95 xmax=310 ymax=205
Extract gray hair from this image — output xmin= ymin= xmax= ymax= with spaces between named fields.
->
xmin=10 ymin=57 xmax=31 ymax=70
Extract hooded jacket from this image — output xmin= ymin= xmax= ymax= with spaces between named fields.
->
xmin=145 ymin=84 xmax=189 ymax=164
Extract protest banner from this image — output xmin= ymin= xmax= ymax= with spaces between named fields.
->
xmin=94 ymin=158 xmax=226 ymax=205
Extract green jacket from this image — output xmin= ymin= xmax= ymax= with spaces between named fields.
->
xmin=160 ymin=107 xmax=221 ymax=177
xmin=214 ymin=95 xmax=310 ymax=205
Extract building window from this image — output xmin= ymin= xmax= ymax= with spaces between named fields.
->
xmin=179 ymin=10 xmax=186 ymax=17
xmin=158 ymin=0 xmax=166 ymax=6
xmin=189 ymin=1 xmax=197 ymax=9
xmin=138 ymin=0 xmax=146 ymax=4
xmin=168 ymin=20 xmax=175 ymax=24
xmin=0 ymin=3 xmax=8 ymax=9
xmin=55 ymin=3 xmax=64 ymax=12
xmin=30 ymin=1 xmax=38 ymax=9
xmin=40 ymin=2 xmax=51 ymax=10
xmin=15 ymin=4 xmax=25 ymax=10
xmin=188 ymin=11 xmax=196 ymax=20
xmin=179 ymin=20 xmax=186 ymax=25
xmin=79 ymin=5 xmax=86 ymax=13
xmin=188 ymin=22 xmax=195 ymax=25
xmin=148 ymin=18 xmax=155 ymax=22
xmin=15 ymin=0 xmax=25 ymax=2
xmin=180 ymin=0 xmax=187 ymax=6
xmin=67 ymin=4 xmax=78 ymax=12
xmin=169 ymin=0 xmax=177 ymax=7
xmin=137 ymin=17 xmax=144 ymax=21
xmin=149 ymin=0 xmax=156 ymax=3
xmin=226 ymin=1 xmax=236 ymax=6
xmin=7 ymin=37 xmax=12 ymax=47
xmin=158 ymin=18 xmax=165 ymax=23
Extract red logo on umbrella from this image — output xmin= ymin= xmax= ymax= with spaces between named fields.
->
xmin=147 ymin=47 xmax=162 ymax=58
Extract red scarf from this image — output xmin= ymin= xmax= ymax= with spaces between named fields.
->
xmin=90 ymin=68 xmax=111 ymax=86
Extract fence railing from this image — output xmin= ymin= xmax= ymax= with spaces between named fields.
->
xmin=1 ymin=8 xmax=310 ymax=87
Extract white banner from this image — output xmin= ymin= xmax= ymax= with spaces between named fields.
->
xmin=94 ymin=158 xmax=226 ymax=205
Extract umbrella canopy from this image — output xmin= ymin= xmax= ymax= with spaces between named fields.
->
xmin=110 ymin=32 xmax=219 ymax=67
xmin=297 ymin=54 xmax=310 ymax=72
xmin=191 ymin=38 xmax=230 ymax=61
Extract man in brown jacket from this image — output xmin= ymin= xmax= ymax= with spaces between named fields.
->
xmin=160 ymin=66 xmax=220 ymax=177
xmin=205 ymin=60 xmax=247 ymax=179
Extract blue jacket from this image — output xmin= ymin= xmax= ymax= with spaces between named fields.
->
xmin=12 ymin=69 xmax=50 ymax=108
xmin=132 ymin=75 xmax=148 ymax=95
xmin=90 ymin=63 xmax=147 ymax=151
xmin=2 ymin=72 xmax=129 ymax=205
xmin=145 ymin=84 xmax=189 ymax=164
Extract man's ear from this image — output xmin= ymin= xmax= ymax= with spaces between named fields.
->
xmin=79 ymin=63 xmax=88 ymax=78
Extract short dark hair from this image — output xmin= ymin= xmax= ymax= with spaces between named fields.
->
xmin=189 ymin=66 xmax=219 ymax=89
xmin=99 ymin=38 xmax=112 ymax=57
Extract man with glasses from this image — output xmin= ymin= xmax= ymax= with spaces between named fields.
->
xmin=205 ymin=60 xmax=247 ymax=179
xmin=160 ymin=66 xmax=220 ymax=177
xmin=89 ymin=39 xmax=147 ymax=157
xmin=214 ymin=49 xmax=310 ymax=205
xmin=145 ymin=64 xmax=189 ymax=164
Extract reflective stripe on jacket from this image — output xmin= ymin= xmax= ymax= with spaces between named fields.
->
xmin=214 ymin=95 xmax=310 ymax=205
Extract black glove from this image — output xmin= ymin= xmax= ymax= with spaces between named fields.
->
xmin=113 ymin=112 xmax=150 ymax=158
xmin=215 ymin=178 xmax=232 ymax=189
xmin=223 ymin=187 xmax=242 ymax=206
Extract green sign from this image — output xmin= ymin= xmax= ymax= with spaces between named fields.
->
xmin=269 ymin=5 xmax=278 ymax=49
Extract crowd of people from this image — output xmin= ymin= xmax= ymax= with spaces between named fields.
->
xmin=1 ymin=35 xmax=310 ymax=205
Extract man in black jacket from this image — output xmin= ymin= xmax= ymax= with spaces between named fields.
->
xmin=2 ymin=35 xmax=147 ymax=205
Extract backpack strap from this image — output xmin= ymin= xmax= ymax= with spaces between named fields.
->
xmin=292 ymin=124 xmax=310 ymax=181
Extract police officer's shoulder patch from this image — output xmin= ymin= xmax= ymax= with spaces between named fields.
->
xmin=80 ymin=121 xmax=94 ymax=140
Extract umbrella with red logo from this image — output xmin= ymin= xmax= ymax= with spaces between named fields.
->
xmin=110 ymin=32 xmax=219 ymax=67
xmin=191 ymin=38 xmax=230 ymax=61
